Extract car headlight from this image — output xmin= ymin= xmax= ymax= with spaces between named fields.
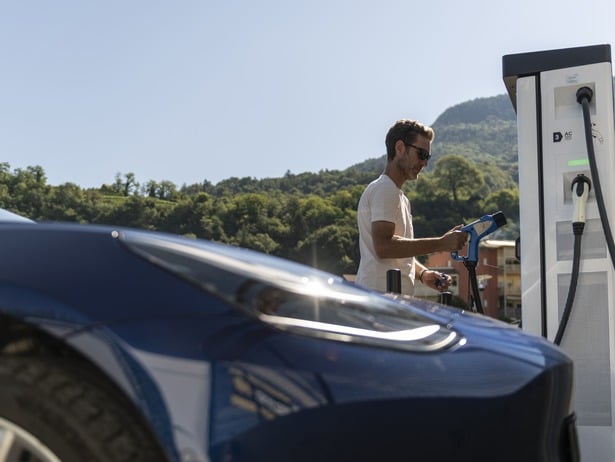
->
xmin=118 ymin=230 xmax=462 ymax=353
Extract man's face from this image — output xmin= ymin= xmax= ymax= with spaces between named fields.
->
xmin=396 ymin=136 xmax=431 ymax=181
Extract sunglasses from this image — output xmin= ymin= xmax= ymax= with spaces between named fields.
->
xmin=404 ymin=143 xmax=431 ymax=161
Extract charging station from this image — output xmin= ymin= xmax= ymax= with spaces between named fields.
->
xmin=503 ymin=44 xmax=615 ymax=460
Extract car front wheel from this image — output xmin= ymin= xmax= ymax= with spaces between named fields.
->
xmin=0 ymin=356 xmax=168 ymax=462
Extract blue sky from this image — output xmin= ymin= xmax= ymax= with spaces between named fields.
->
xmin=2 ymin=0 xmax=615 ymax=188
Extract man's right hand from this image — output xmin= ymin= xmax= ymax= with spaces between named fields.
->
xmin=441 ymin=225 xmax=468 ymax=251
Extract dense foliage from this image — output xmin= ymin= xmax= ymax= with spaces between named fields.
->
xmin=0 ymin=94 xmax=520 ymax=275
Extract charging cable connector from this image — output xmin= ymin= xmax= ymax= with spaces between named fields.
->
xmin=451 ymin=211 xmax=506 ymax=314
xmin=572 ymin=174 xmax=591 ymax=234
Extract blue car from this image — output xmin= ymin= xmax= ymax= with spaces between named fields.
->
xmin=0 ymin=213 xmax=578 ymax=462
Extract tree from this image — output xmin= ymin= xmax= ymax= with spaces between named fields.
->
xmin=482 ymin=188 xmax=519 ymax=223
xmin=43 ymin=182 xmax=89 ymax=222
xmin=143 ymin=180 xmax=178 ymax=200
xmin=9 ymin=166 xmax=50 ymax=219
xmin=144 ymin=180 xmax=159 ymax=198
xmin=98 ymin=196 xmax=168 ymax=230
xmin=295 ymin=224 xmax=359 ymax=275
xmin=433 ymin=154 xmax=485 ymax=203
xmin=113 ymin=172 xmax=140 ymax=196
xmin=221 ymin=193 xmax=288 ymax=253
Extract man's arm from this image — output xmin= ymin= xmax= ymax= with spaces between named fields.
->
xmin=371 ymin=221 xmax=466 ymax=259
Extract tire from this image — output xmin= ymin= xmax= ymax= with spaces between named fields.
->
xmin=0 ymin=356 xmax=169 ymax=462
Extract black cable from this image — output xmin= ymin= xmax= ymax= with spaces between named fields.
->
xmin=554 ymin=223 xmax=584 ymax=345
xmin=555 ymin=87 xmax=615 ymax=345
xmin=578 ymin=88 xmax=615 ymax=269
xmin=464 ymin=261 xmax=484 ymax=314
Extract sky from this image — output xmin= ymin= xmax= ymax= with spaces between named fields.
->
xmin=2 ymin=0 xmax=615 ymax=189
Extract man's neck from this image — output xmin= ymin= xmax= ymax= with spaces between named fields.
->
xmin=383 ymin=165 xmax=405 ymax=189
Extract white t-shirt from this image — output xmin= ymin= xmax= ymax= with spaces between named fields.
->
xmin=355 ymin=174 xmax=416 ymax=295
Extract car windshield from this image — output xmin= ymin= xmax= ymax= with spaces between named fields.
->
xmin=118 ymin=230 xmax=460 ymax=352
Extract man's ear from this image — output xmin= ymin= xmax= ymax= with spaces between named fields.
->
xmin=394 ymin=140 xmax=406 ymax=158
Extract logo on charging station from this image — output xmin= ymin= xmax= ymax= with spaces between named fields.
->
xmin=553 ymin=131 xmax=572 ymax=142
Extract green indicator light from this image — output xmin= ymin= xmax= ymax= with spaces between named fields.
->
xmin=568 ymin=159 xmax=589 ymax=167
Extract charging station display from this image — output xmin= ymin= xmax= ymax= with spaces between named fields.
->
xmin=503 ymin=44 xmax=615 ymax=461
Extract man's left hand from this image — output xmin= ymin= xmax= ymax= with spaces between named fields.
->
xmin=423 ymin=270 xmax=452 ymax=291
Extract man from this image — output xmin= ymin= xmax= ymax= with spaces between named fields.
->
xmin=355 ymin=119 xmax=467 ymax=295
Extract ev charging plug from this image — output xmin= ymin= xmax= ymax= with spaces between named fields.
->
xmin=572 ymin=174 xmax=591 ymax=229
xmin=450 ymin=211 xmax=507 ymax=315
xmin=451 ymin=211 xmax=507 ymax=263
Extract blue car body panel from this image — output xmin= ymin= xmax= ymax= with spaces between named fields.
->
xmin=0 ymin=222 xmax=577 ymax=461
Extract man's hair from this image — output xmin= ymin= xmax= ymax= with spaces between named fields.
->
xmin=385 ymin=119 xmax=434 ymax=160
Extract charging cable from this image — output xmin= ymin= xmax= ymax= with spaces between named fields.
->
xmin=555 ymin=86 xmax=615 ymax=344
xmin=554 ymin=174 xmax=590 ymax=345
xmin=577 ymin=87 xmax=615 ymax=269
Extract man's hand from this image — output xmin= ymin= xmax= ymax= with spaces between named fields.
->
xmin=422 ymin=270 xmax=452 ymax=292
xmin=440 ymin=225 xmax=468 ymax=251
